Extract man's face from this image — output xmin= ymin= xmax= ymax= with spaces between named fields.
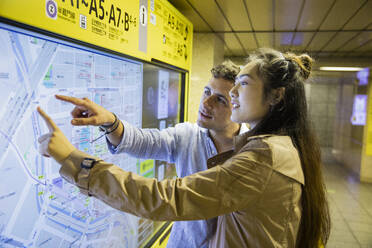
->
xmin=197 ymin=77 xmax=235 ymax=132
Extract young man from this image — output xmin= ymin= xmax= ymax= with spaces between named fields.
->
xmin=54 ymin=61 xmax=245 ymax=248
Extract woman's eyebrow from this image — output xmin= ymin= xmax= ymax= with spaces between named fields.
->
xmin=238 ymin=73 xmax=253 ymax=79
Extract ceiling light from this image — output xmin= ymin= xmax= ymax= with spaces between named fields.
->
xmin=319 ymin=67 xmax=364 ymax=71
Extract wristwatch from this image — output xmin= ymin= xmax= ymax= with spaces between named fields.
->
xmin=81 ymin=158 xmax=97 ymax=169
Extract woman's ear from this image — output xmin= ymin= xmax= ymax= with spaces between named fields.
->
xmin=270 ymin=87 xmax=285 ymax=105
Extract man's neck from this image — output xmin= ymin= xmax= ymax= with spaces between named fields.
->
xmin=209 ymin=123 xmax=240 ymax=153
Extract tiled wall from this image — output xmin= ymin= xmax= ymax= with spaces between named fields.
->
xmin=187 ymin=33 xmax=224 ymax=123
xmin=332 ymin=77 xmax=363 ymax=177
xmin=307 ymin=77 xmax=340 ymax=148
xmin=360 ymin=76 xmax=372 ymax=182
xmin=310 ymin=73 xmax=372 ymax=183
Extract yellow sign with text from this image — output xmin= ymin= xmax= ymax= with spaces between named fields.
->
xmin=0 ymin=0 xmax=192 ymax=70
xmin=148 ymin=0 xmax=193 ymax=70
xmin=0 ymin=0 xmax=150 ymax=61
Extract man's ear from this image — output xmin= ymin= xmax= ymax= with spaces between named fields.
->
xmin=270 ymin=87 xmax=285 ymax=105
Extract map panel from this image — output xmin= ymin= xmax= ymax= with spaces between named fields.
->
xmin=0 ymin=24 xmax=151 ymax=248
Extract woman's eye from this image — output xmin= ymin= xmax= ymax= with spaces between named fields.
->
xmin=241 ymin=81 xmax=248 ymax=85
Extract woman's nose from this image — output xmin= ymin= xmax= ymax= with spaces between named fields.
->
xmin=229 ymin=84 xmax=239 ymax=98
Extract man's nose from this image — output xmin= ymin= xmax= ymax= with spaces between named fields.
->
xmin=202 ymin=96 xmax=214 ymax=109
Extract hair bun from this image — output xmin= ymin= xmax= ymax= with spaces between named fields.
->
xmin=285 ymin=53 xmax=313 ymax=80
xmin=297 ymin=54 xmax=313 ymax=79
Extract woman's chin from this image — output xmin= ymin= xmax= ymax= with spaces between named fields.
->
xmin=230 ymin=114 xmax=244 ymax=124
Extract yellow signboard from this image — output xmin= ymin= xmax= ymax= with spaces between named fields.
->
xmin=366 ymin=83 xmax=372 ymax=156
xmin=0 ymin=0 xmax=193 ymax=70
xmin=148 ymin=0 xmax=193 ymax=70
xmin=0 ymin=0 xmax=150 ymax=61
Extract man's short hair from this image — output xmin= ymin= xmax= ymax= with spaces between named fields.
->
xmin=211 ymin=60 xmax=240 ymax=83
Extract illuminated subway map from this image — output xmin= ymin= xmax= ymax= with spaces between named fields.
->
xmin=0 ymin=24 xmax=154 ymax=247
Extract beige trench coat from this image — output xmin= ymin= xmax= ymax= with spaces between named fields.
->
xmin=59 ymin=132 xmax=304 ymax=247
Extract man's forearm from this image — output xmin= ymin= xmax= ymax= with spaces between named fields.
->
xmin=106 ymin=120 xmax=124 ymax=147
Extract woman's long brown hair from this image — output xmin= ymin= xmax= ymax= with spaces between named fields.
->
xmin=248 ymin=48 xmax=331 ymax=247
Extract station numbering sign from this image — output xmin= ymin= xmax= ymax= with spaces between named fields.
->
xmin=0 ymin=0 xmax=193 ymax=71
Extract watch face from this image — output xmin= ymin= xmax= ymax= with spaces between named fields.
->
xmin=81 ymin=158 xmax=96 ymax=169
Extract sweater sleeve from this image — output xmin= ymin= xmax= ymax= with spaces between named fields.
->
xmin=106 ymin=121 xmax=193 ymax=163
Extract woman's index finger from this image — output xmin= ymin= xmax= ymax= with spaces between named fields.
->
xmin=37 ymin=107 xmax=59 ymax=132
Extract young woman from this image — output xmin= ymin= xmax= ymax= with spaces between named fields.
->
xmin=38 ymin=48 xmax=330 ymax=247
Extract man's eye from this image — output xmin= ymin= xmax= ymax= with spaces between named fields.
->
xmin=218 ymin=97 xmax=226 ymax=104
xmin=204 ymin=90 xmax=210 ymax=95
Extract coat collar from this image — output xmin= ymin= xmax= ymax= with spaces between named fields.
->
xmin=233 ymin=132 xmax=273 ymax=153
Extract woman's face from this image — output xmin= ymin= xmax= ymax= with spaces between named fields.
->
xmin=229 ymin=62 xmax=271 ymax=128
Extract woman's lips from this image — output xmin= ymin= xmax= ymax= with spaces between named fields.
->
xmin=231 ymin=102 xmax=240 ymax=109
